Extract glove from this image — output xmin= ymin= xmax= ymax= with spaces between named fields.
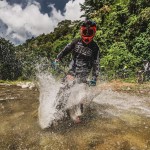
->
xmin=89 ymin=80 xmax=96 ymax=86
xmin=52 ymin=59 xmax=59 ymax=69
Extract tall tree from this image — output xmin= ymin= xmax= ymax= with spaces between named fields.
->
xmin=0 ymin=38 xmax=21 ymax=80
xmin=80 ymin=0 xmax=115 ymax=19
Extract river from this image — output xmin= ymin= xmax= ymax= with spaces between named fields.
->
xmin=0 ymin=81 xmax=150 ymax=150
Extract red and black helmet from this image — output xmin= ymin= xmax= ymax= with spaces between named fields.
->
xmin=80 ymin=20 xmax=96 ymax=44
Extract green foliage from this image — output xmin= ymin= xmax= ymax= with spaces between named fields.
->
xmin=1 ymin=0 xmax=149 ymax=81
xmin=80 ymin=0 xmax=115 ymax=19
xmin=0 ymin=38 xmax=21 ymax=80
xmin=132 ymin=32 xmax=150 ymax=61
xmin=53 ymin=40 xmax=68 ymax=55
xmin=100 ymin=42 xmax=138 ymax=78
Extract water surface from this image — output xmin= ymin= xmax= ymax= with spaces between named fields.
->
xmin=0 ymin=83 xmax=150 ymax=150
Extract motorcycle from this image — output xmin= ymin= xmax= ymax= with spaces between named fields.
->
xmin=51 ymin=61 xmax=97 ymax=126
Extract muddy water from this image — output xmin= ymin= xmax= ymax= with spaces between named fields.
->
xmin=0 ymin=84 xmax=150 ymax=150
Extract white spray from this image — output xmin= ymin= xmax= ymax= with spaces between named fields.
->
xmin=36 ymin=61 xmax=150 ymax=129
xmin=37 ymin=71 xmax=90 ymax=129
xmin=93 ymin=88 xmax=150 ymax=118
xmin=37 ymin=73 xmax=61 ymax=129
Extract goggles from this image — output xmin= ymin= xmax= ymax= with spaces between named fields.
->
xmin=81 ymin=27 xmax=95 ymax=37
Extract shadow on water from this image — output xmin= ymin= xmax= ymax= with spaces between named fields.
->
xmin=0 ymin=84 xmax=150 ymax=150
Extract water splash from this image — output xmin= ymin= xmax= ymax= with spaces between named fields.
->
xmin=37 ymin=72 xmax=61 ymax=129
xmin=37 ymin=71 xmax=89 ymax=129
xmin=36 ymin=61 xmax=150 ymax=129
xmin=93 ymin=89 xmax=150 ymax=118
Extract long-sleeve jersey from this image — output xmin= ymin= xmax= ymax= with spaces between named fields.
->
xmin=57 ymin=38 xmax=100 ymax=81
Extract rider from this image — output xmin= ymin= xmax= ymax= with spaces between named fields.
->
xmin=56 ymin=20 xmax=100 ymax=85
xmin=55 ymin=20 xmax=100 ymax=123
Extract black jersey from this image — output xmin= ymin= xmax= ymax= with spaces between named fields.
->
xmin=57 ymin=38 xmax=100 ymax=81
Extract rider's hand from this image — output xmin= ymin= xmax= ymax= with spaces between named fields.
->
xmin=52 ymin=59 xmax=59 ymax=69
xmin=89 ymin=80 xmax=96 ymax=86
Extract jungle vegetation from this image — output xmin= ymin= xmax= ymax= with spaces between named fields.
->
xmin=0 ymin=0 xmax=150 ymax=81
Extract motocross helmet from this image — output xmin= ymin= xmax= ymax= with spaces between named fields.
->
xmin=80 ymin=20 xmax=96 ymax=44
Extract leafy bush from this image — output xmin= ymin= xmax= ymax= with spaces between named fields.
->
xmin=1 ymin=0 xmax=149 ymax=82
xmin=0 ymin=38 xmax=22 ymax=80
xmin=132 ymin=32 xmax=150 ymax=61
xmin=100 ymin=42 xmax=138 ymax=78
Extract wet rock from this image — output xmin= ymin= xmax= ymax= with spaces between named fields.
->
xmin=17 ymin=82 xmax=35 ymax=89
xmin=127 ymin=87 xmax=131 ymax=90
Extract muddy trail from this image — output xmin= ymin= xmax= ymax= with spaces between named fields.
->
xmin=0 ymin=81 xmax=150 ymax=150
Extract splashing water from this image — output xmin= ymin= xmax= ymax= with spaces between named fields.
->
xmin=37 ymin=72 xmax=61 ymax=129
xmin=37 ymin=71 xmax=90 ymax=129
xmin=37 ymin=71 xmax=150 ymax=129
xmin=36 ymin=61 xmax=150 ymax=129
xmin=92 ymin=88 xmax=150 ymax=119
